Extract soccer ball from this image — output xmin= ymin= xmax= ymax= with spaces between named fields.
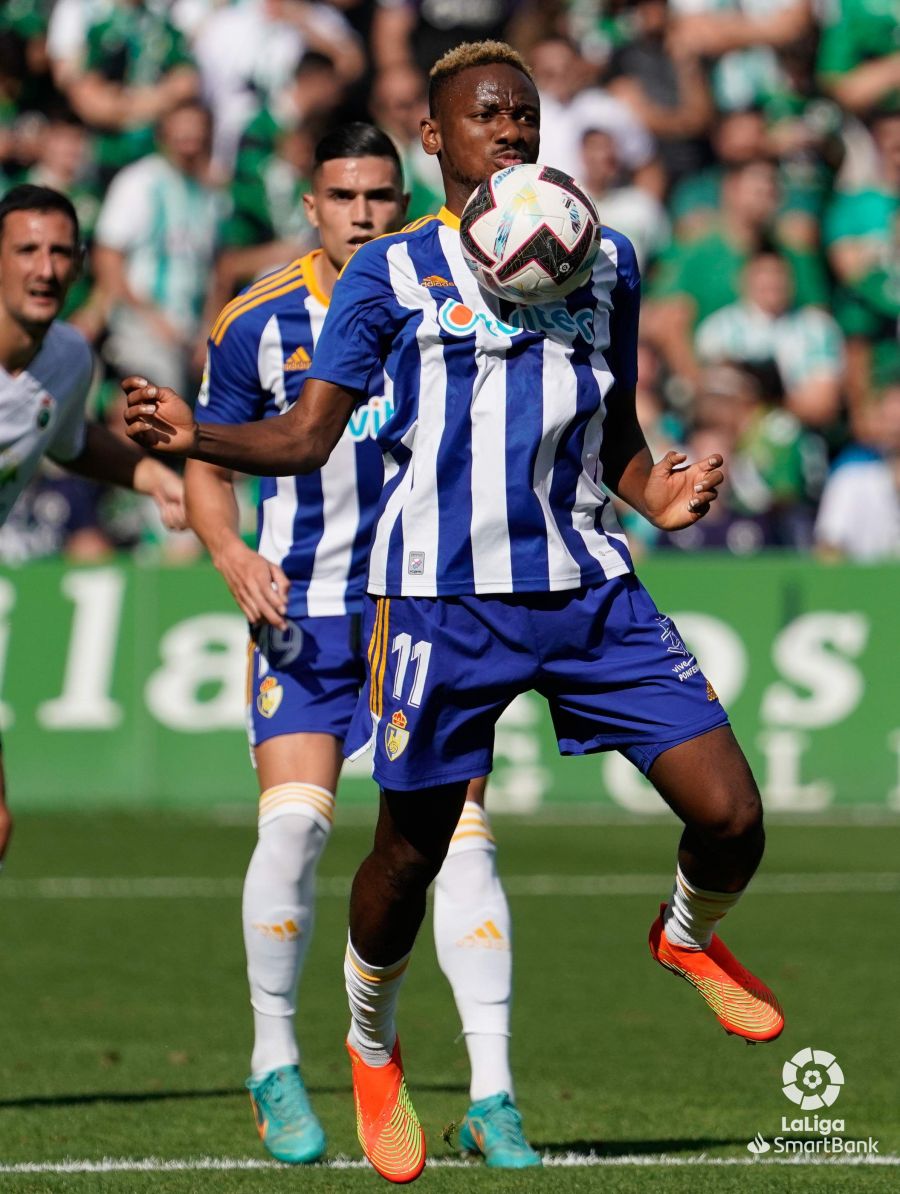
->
xmin=459 ymin=163 xmax=601 ymax=304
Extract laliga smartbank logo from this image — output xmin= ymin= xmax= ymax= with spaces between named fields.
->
xmin=747 ymin=1048 xmax=879 ymax=1157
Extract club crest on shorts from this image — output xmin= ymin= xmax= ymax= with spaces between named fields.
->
xmin=257 ymin=675 xmax=283 ymax=719
xmin=384 ymin=709 xmax=409 ymax=761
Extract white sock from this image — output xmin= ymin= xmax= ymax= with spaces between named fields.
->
xmin=434 ymin=802 xmax=514 ymax=1102
xmin=345 ymin=939 xmax=410 ymax=1067
xmin=663 ymin=864 xmax=744 ymax=950
xmin=243 ymin=784 xmax=334 ymax=1078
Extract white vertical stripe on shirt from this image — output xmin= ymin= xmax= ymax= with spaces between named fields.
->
xmin=441 ymin=227 xmax=514 ymax=590
xmin=255 ymin=314 xmax=297 ymax=569
xmin=367 ymin=424 xmax=417 ymax=592
xmin=385 ymin=241 xmax=445 ymax=595
xmin=536 ymin=336 xmax=582 ymax=588
xmin=258 ymin=477 xmax=298 ymax=571
xmin=257 ymin=314 xmax=288 ymax=411
xmin=304 ymin=292 xmax=362 ymax=613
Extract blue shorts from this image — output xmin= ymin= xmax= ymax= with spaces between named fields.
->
xmin=247 ymin=615 xmax=365 ymax=749
xmin=345 ymin=576 xmax=729 ymax=791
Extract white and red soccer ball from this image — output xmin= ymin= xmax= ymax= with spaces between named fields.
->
xmin=460 ymin=163 xmax=601 ymax=305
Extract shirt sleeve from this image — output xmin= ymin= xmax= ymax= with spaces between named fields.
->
xmin=604 ymin=231 xmax=641 ymax=388
xmin=197 ymin=315 xmax=264 ymax=424
xmin=306 ymin=242 xmax=403 ymax=395
xmin=48 ymin=336 xmax=95 ymax=462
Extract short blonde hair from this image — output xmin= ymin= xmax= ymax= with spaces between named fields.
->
xmin=428 ymin=40 xmax=534 ymax=115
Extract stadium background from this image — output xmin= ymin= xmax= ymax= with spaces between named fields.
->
xmin=0 ymin=0 xmax=898 ymax=1188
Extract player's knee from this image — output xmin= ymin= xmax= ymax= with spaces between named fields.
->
xmin=256 ymin=811 xmax=331 ymax=881
xmin=379 ymin=840 xmax=443 ymax=898
xmin=702 ymin=782 xmax=764 ymax=850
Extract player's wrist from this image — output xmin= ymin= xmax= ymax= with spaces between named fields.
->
xmin=210 ymin=532 xmax=252 ymax=572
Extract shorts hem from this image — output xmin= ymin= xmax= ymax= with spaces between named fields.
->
xmin=371 ymin=762 xmax=492 ymax=792
xmin=558 ymin=710 xmax=730 ymax=758
xmin=250 ymin=725 xmax=349 ymax=748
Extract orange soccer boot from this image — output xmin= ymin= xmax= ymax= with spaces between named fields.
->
xmin=649 ymin=903 xmax=784 ymax=1043
xmin=346 ymin=1037 xmax=426 ymax=1183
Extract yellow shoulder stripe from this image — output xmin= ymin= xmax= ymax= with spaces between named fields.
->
xmin=210 ymin=260 xmax=305 ymax=344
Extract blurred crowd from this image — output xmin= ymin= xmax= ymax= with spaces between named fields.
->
xmin=0 ymin=0 xmax=897 ymax=563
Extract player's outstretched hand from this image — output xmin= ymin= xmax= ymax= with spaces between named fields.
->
xmin=216 ymin=539 xmax=289 ymax=630
xmin=122 ymin=376 xmax=198 ymax=456
xmin=642 ymin=451 xmax=725 ymax=531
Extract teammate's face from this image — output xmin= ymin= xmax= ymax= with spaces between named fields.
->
xmin=421 ymin=64 xmax=540 ymax=211
xmin=0 ymin=209 xmax=79 ymax=332
xmin=303 ymin=156 xmax=407 ymax=272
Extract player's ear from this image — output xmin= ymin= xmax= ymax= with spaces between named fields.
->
xmin=420 ymin=115 xmax=441 ymax=158
xmin=302 ymin=190 xmax=318 ymax=229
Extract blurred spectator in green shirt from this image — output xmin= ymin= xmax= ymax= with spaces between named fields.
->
xmin=580 ymin=128 xmax=671 ymax=271
xmin=658 ymin=361 xmax=827 ymax=553
xmin=370 ymin=64 xmax=443 ymax=221
xmin=93 ymin=98 xmax=220 ymax=393
xmin=695 ymin=248 xmax=845 ymax=428
xmin=817 ymin=0 xmax=900 ymax=117
xmin=823 ymin=109 xmax=900 ymax=439
xmin=605 ymin=0 xmax=714 ymax=191
xmin=646 ymin=157 xmax=829 ymax=385
xmin=209 ymin=52 xmax=343 ymax=313
xmin=63 ymin=0 xmax=199 ymax=185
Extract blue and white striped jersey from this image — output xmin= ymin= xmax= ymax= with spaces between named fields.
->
xmin=198 ymin=250 xmax=390 ymax=616
xmin=307 ymin=208 xmax=641 ymax=597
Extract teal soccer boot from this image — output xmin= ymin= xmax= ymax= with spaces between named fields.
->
xmin=458 ymin=1091 xmax=542 ymax=1168
xmin=246 ymin=1064 xmax=326 ymax=1164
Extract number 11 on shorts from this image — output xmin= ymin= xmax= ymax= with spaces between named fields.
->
xmin=391 ymin=633 xmax=432 ymax=707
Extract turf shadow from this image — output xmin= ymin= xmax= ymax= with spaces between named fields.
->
xmin=0 ymin=1080 xmax=468 ymax=1110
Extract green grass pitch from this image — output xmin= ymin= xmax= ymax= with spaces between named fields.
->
xmin=0 ymin=809 xmax=898 ymax=1193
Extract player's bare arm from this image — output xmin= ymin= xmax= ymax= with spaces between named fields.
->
xmin=122 ymin=375 xmax=359 ymax=476
xmin=62 ymin=423 xmax=187 ymax=530
xmin=599 ymin=384 xmax=724 ymax=530
xmin=185 ymin=458 xmax=289 ymax=630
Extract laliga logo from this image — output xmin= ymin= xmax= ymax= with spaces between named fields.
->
xmin=783 ymin=1047 xmax=844 ymax=1110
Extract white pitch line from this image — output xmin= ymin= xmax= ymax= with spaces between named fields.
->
xmin=0 ymin=1154 xmax=896 ymax=1174
xmin=1 ymin=873 xmax=899 ymax=900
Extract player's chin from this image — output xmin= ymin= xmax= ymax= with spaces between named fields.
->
xmin=22 ymin=301 xmax=60 ymax=327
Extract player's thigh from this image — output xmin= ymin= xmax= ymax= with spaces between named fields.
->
xmin=255 ymin=732 xmax=344 ymax=793
xmin=647 ymin=724 xmax=762 ymax=837
xmin=541 ymin=577 xmax=728 ymax=756
xmin=376 ymin=783 xmax=470 ymax=872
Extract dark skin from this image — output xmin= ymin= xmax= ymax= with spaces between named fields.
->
xmin=123 ymin=62 xmax=762 ymax=966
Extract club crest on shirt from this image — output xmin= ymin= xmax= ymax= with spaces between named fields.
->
xmin=384 ymin=709 xmax=409 ymax=761
xmin=36 ymin=395 xmax=54 ymax=429
xmin=257 ymin=675 xmax=283 ymax=719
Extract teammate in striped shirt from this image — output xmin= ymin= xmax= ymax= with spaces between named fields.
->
xmin=124 ymin=42 xmax=785 ymax=1184
xmin=0 ymin=183 xmax=184 ymax=875
xmin=184 ymin=124 xmax=538 ymax=1169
